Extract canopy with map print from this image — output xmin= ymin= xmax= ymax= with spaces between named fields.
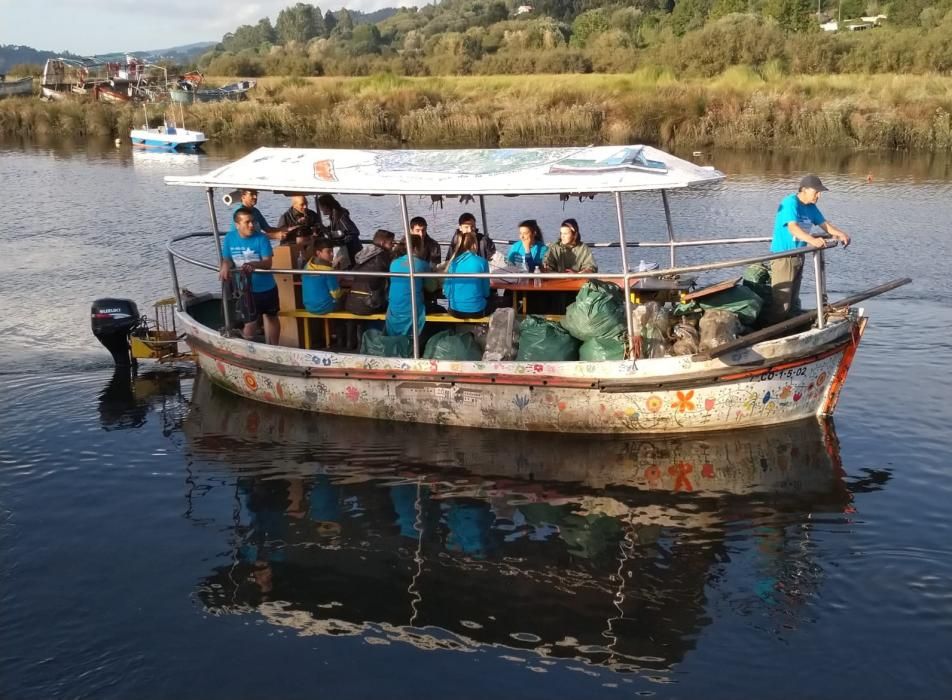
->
xmin=165 ymin=145 xmax=725 ymax=195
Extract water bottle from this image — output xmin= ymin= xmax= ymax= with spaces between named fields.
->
xmin=522 ymin=255 xmax=530 ymax=280
xmin=296 ymin=247 xmax=306 ymax=270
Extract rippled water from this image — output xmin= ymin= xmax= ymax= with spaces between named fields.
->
xmin=1 ymin=138 xmax=951 ymax=699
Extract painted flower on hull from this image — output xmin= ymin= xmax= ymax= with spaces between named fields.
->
xmin=672 ymin=390 xmax=695 ymax=413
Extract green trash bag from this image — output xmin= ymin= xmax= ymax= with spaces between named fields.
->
xmin=579 ymin=336 xmax=627 ymax=362
xmin=741 ymin=262 xmax=772 ymax=318
xmin=517 ymin=315 xmax=580 ymax=362
xmin=742 ymin=262 xmax=770 ymax=285
xmin=423 ymin=330 xmax=483 ymax=361
xmin=695 ymin=285 xmax=764 ymax=326
xmin=359 ymin=328 xmax=412 ymax=358
xmin=561 ymin=279 xmax=626 ymax=341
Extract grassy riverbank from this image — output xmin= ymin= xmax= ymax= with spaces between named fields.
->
xmin=5 ymin=71 xmax=952 ymax=150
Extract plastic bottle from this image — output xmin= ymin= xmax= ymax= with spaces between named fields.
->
xmin=296 ymin=247 xmax=306 ymax=270
xmin=534 ymin=267 xmax=542 ymax=288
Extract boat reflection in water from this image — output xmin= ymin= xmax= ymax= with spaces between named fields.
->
xmin=98 ymin=366 xmax=191 ymax=432
xmin=183 ymin=372 xmax=882 ymax=676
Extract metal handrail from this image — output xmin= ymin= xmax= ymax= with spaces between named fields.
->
xmin=167 ymin=232 xmax=833 ymax=282
xmin=166 ymin=231 xmax=835 ymax=342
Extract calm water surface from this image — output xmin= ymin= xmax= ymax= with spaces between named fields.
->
xmin=1 ymin=139 xmax=950 ymax=699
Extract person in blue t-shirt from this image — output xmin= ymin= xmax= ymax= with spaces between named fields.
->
xmin=768 ymin=174 xmax=852 ymax=324
xmin=386 ymin=235 xmax=438 ymax=337
xmin=444 ymin=229 xmax=491 ymax=318
xmin=219 ymin=207 xmax=281 ymax=344
xmin=506 ymin=219 xmax=548 ymax=271
xmin=301 ymin=237 xmax=343 ymax=315
xmin=228 ymin=189 xmax=290 ymax=248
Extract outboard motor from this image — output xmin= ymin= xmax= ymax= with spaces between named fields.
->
xmin=91 ymin=298 xmax=142 ymax=366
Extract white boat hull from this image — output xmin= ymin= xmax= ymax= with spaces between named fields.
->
xmin=179 ymin=310 xmax=865 ymax=434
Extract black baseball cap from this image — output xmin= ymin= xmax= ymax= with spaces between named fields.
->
xmin=799 ymin=174 xmax=829 ymax=192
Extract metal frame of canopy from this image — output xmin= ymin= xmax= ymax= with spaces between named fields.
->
xmin=166 ymin=145 xmax=828 ymax=361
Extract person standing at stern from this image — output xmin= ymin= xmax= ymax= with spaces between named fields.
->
xmin=768 ymin=174 xmax=851 ymax=324
xmin=219 ymin=207 xmax=280 ymax=345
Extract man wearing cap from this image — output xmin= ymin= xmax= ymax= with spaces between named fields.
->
xmin=229 ymin=189 xmax=290 ymax=246
xmin=767 ymin=174 xmax=851 ymax=324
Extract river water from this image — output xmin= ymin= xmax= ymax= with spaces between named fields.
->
xmin=1 ymin=138 xmax=950 ymax=699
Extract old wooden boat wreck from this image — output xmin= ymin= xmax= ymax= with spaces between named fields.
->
xmin=0 ymin=74 xmax=33 ymax=98
xmin=92 ymin=145 xmax=908 ymax=434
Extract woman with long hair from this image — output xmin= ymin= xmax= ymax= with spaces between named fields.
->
xmin=506 ymin=219 xmax=548 ymax=271
xmin=542 ymin=218 xmax=597 ymax=273
xmin=317 ymin=194 xmax=362 ymax=267
xmin=444 ymin=228 xmax=491 ymax=319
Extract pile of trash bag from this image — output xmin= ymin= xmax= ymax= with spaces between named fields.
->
xmin=517 ymin=315 xmax=580 ymax=361
xmin=359 ymin=328 xmax=412 ymax=358
xmin=423 ymin=330 xmax=483 ymax=361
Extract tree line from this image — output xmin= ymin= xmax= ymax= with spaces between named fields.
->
xmin=196 ymin=0 xmax=952 ymax=77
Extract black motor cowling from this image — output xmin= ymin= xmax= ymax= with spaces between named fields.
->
xmin=91 ymin=298 xmax=141 ymax=366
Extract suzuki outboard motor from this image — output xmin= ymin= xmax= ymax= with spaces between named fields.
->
xmin=91 ymin=298 xmax=141 ymax=366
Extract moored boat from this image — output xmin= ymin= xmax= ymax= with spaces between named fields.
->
xmin=95 ymin=145 xmax=908 ymax=434
xmin=130 ymin=123 xmax=207 ymax=151
xmin=130 ymin=104 xmax=206 ymax=151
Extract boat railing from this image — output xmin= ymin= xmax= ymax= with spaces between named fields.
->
xmin=166 ymin=231 xmax=836 ymax=358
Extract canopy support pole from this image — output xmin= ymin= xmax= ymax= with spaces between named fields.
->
xmin=206 ymin=187 xmax=234 ymax=333
xmin=661 ymin=189 xmax=676 ymax=268
xmin=399 ymin=195 xmax=420 ymax=358
xmin=614 ymin=192 xmax=637 ymax=361
xmin=813 ymin=249 xmax=827 ymax=329
xmin=478 ymin=195 xmax=489 ymax=237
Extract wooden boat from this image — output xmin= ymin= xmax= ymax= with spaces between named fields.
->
xmin=141 ymin=145 xmax=909 ymax=434
xmin=0 ymin=75 xmax=33 ymax=98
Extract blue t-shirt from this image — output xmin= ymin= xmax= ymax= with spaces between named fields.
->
xmin=221 ymin=230 xmax=276 ymax=293
xmin=506 ymin=241 xmax=548 ymax=271
xmin=386 ymin=255 xmax=430 ymax=337
xmin=301 ymin=260 xmax=341 ymax=314
xmin=771 ymin=193 xmax=826 ymax=252
xmin=444 ymin=251 xmax=490 ymax=314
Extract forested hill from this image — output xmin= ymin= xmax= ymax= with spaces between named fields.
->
xmin=199 ymin=0 xmax=952 ymax=77
xmin=0 ymin=45 xmax=79 ymax=73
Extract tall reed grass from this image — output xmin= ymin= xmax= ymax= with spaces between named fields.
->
xmin=4 ymin=72 xmax=952 ymax=151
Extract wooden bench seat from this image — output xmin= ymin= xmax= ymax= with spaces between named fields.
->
xmin=278 ymin=308 xmax=563 ymax=349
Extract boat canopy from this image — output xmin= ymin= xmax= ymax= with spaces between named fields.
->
xmin=164 ymin=145 xmax=724 ymax=195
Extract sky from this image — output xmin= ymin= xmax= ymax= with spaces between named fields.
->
xmin=0 ymin=0 xmax=415 ymax=56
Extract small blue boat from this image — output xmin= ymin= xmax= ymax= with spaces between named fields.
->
xmin=130 ymin=123 xmax=207 ymax=151
xmin=130 ymin=103 xmax=207 ymax=151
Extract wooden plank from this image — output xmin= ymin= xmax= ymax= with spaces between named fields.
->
xmin=683 ymin=276 xmax=740 ymax=302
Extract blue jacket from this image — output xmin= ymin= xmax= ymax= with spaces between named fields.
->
xmin=444 ymin=251 xmax=490 ymax=314
xmin=506 ymin=241 xmax=548 ymax=271
xmin=386 ymin=255 xmax=431 ymax=336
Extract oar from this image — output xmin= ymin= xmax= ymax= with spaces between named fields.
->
xmin=693 ymin=277 xmax=912 ymax=362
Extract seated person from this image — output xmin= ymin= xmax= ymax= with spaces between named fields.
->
xmin=229 ymin=189 xmax=290 ymax=247
xmin=543 ymin=218 xmax=597 ymax=273
xmin=276 ymin=195 xmax=320 ymax=243
xmin=402 ymin=215 xmax=442 ymax=267
xmin=218 ymin=207 xmax=280 ymax=345
xmin=448 ymin=212 xmax=496 ymax=261
xmin=386 ymin=235 xmax=438 ymax=338
xmin=301 ymin=237 xmax=343 ymax=315
xmin=343 ymin=229 xmax=396 ymax=315
xmin=444 ymin=229 xmax=491 ymax=319
xmin=506 ymin=219 xmax=548 ymax=271
xmin=317 ymin=194 xmax=362 ymax=266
